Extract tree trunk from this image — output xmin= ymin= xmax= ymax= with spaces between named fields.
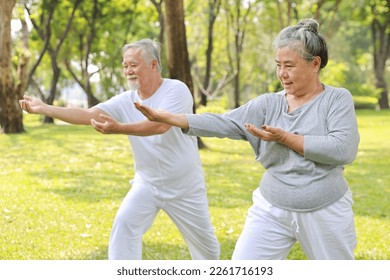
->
xmin=164 ymin=0 xmax=206 ymax=148
xmin=43 ymin=56 xmax=61 ymax=124
xmin=371 ymin=0 xmax=390 ymax=109
xmin=164 ymin=0 xmax=194 ymax=94
xmin=201 ymin=0 xmax=221 ymax=107
xmin=233 ymin=58 xmax=240 ymax=108
xmin=377 ymin=83 xmax=389 ymax=109
xmin=151 ymin=0 xmax=164 ymax=46
xmin=0 ymin=0 xmax=25 ymax=134
xmin=225 ymin=0 xmax=253 ymax=109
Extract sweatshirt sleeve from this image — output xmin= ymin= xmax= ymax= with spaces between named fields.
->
xmin=304 ymin=89 xmax=360 ymax=165
xmin=185 ymin=112 xmax=249 ymax=140
xmin=185 ymin=97 xmax=266 ymax=144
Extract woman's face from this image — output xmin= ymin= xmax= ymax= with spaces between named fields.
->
xmin=275 ymin=46 xmax=321 ymax=96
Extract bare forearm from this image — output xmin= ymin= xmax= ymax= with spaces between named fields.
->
xmin=282 ymin=132 xmax=304 ymax=155
xmin=42 ymin=105 xmax=99 ymax=125
xmin=19 ymin=95 xmax=104 ymax=125
xmin=115 ymin=120 xmax=171 ymax=136
xmin=161 ymin=113 xmax=189 ymax=129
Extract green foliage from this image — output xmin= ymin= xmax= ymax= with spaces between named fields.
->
xmin=21 ymin=0 xmax=160 ymax=101
xmin=11 ymin=0 xmax=387 ymax=109
xmin=196 ymin=96 xmax=229 ymax=114
xmin=321 ymin=59 xmax=349 ymax=87
xmin=320 ymin=55 xmax=381 ymax=108
xmin=1 ymin=111 xmax=389 ymax=260
xmin=353 ymin=96 xmax=379 ymax=109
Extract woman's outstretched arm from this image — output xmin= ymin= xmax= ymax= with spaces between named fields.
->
xmin=134 ymin=102 xmax=189 ymax=129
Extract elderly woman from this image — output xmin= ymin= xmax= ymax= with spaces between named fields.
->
xmin=135 ymin=18 xmax=360 ymax=260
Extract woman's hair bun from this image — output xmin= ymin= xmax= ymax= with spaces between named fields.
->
xmin=297 ymin=18 xmax=319 ymax=34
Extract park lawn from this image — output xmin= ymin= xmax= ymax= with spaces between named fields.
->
xmin=0 ymin=110 xmax=389 ymax=260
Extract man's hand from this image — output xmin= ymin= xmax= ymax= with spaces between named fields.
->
xmin=19 ymin=95 xmax=45 ymax=114
xmin=91 ymin=114 xmax=122 ymax=134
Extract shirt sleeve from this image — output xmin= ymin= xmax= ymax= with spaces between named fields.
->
xmin=304 ymin=89 xmax=360 ymax=165
xmin=155 ymin=81 xmax=193 ymax=114
xmin=185 ymin=96 xmax=267 ymax=154
xmin=94 ymin=93 xmax=127 ymax=122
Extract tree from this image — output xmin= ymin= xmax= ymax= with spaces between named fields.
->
xmin=200 ymin=0 xmax=222 ymax=106
xmin=224 ymin=0 xmax=255 ymax=108
xmin=63 ymin=0 xmax=144 ymax=107
xmin=151 ymin=0 xmax=165 ymax=45
xmin=0 ymin=0 xmax=26 ymax=134
xmin=164 ymin=0 xmax=206 ymax=148
xmin=64 ymin=0 xmax=102 ymax=107
xmin=25 ymin=0 xmax=82 ymax=123
xmin=370 ymin=0 xmax=390 ymax=109
xmin=187 ymin=1 xmax=236 ymax=108
xmin=164 ymin=0 xmax=194 ymax=94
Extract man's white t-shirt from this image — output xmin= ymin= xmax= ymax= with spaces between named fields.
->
xmin=95 ymin=79 xmax=205 ymax=199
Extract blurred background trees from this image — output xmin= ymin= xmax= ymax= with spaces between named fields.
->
xmin=1 ymin=0 xmax=389 ymax=134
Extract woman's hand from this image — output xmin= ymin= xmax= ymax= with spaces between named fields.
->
xmin=245 ymin=124 xmax=304 ymax=155
xmin=134 ymin=102 xmax=189 ymax=129
xmin=245 ymin=124 xmax=288 ymax=143
xmin=134 ymin=102 xmax=167 ymax=122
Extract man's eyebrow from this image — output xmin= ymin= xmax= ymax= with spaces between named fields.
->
xmin=122 ymin=60 xmax=137 ymax=65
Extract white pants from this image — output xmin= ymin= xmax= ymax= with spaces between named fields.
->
xmin=232 ymin=189 xmax=356 ymax=260
xmin=108 ymin=182 xmax=220 ymax=260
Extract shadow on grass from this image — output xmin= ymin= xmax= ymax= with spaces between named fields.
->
xmin=34 ymin=172 xmax=130 ymax=203
xmin=81 ymin=242 xmax=191 ymax=260
xmin=82 ymin=239 xmax=308 ymax=260
xmin=82 ymin=238 xmax=240 ymax=260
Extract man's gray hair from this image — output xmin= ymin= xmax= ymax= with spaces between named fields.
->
xmin=122 ymin=39 xmax=162 ymax=73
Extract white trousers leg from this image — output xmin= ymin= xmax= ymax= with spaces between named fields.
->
xmin=295 ymin=189 xmax=356 ymax=260
xmin=164 ymin=189 xmax=220 ymax=260
xmin=108 ymin=182 xmax=219 ymax=260
xmin=108 ymin=183 xmax=159 ymax=260
xmin=232 ymin=189 xmax=356 ymax=260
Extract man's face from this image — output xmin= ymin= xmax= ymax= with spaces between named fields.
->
xmin=122 ymin=48 xmax=151 ymax=90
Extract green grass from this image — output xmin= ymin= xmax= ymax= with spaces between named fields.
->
xmin=0 ymin=110 xmax=389 ymax=260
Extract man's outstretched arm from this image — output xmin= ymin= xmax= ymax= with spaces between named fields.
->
xmin=19 ymin=95 xmax=105 ymax=125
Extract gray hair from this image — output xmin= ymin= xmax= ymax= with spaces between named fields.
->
xmin=273 ymin=18 xmax=328 ymax=69
xmin=122 ymin=39 xmax=162 ymax=73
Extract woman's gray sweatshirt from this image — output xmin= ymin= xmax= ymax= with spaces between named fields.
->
xmin=185 ymin=85 xmax=360 ymax=212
